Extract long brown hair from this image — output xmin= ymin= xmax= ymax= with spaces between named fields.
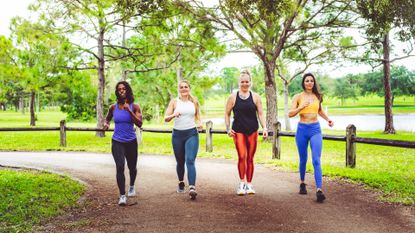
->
xmin=301 ymin=73 xmax=323 ymax=110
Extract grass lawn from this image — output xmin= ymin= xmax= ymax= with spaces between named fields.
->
xmin=0 ymin=169 xmax=85 ymax=233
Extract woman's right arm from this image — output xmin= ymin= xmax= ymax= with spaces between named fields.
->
xmin=224 ymin=94 xmax=235 ymax=136
xmin=103 ymin=105 xmax=115 ymax=130
xmin=288 ymin=94 xmax=303 ymax=118
xmin=164 ymin=99 xmax=177 ymax=122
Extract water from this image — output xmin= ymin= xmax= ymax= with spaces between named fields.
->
xmin=204 ymin=114 xmax=415 ymax=132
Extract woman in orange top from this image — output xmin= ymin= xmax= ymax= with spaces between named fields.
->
xmin=289 ymin=73 xmax=333 ymax=203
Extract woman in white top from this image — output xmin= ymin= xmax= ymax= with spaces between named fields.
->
xmin=165 ymin=80 xmax=202 ymax=200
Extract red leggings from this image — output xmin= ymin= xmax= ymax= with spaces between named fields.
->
xmin=233 ymin=131 xmax=258 ymax=182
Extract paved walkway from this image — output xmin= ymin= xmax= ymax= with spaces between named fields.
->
xmin=0 ymin=152 xmax=414 ymax=232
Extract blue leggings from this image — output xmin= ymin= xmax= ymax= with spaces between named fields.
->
xmin=172 ymin=127 xmax=199 ymax=186
xmin=295 ymin=122 xmax=323 ymax=189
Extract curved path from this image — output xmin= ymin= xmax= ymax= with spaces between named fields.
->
xmin=0 ymin=152 xmax=414 ymax=233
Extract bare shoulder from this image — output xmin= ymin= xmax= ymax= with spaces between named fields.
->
xmin=132 ymin=103 xmax=141 ymax=111
xmin=292 ymin=93 xmax=302 ymax=101
xmin=252 ymin=92 xmax=261 ymax=100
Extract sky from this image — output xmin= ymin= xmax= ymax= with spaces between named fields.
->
xmin=1 ymin=0 xmax=414 ymax=78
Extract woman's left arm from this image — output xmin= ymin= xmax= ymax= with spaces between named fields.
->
xmin=318 ymin=106 xmax=333 ymax=127
xmin=195 ymin=102 xmax=203 ymax=130
xmin=129 ymin=103 xmax=143 ymax=128
xmin=255 ymin=93 xmax=268 ymax=138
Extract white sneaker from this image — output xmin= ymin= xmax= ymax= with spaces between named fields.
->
xmin=118 ymin=195 xmax=127 ymax=206
xmin=246 ymin=184 xmax=256 ymax=195
xmin=128 ymin=186 xmax=136 ymax=197
xmin=236 ymin=182 xmax=246 ymax=196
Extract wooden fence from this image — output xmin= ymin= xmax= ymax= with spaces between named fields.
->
xmin=1 ymin=120 xmax=414 ymax=168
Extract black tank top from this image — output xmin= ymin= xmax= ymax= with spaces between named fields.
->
xmin=232 ymin=91 xmax=259 ymax=134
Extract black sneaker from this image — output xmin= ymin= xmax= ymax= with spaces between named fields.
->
xmin=316 ymin=190 xmax=326 ymax=203
xmin=189 ymin=186 xmax=197 ymax=200
xmin=299 ymin=183 xmax=307 ymax=195
xmin=177 ymin=181 xmax=185 ymax=193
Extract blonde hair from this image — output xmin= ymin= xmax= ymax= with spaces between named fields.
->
xmin=239 ymin=69 xmax=253 ymax=88
xmin=240 ymin=69 xmax=251 ymax=79
xmin=178 ymin=80 xmax=201 ymax=122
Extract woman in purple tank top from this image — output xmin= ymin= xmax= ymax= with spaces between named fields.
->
xmin=103 ymin=81 xmax=142 ymax=206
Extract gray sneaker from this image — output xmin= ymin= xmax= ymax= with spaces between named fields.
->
xmin=128 ymin=185 xmax=136 ymax=197
xmin=118 ymin=195 xmax=127 ymax=206
xmin=177 ymin=181 xmax=185 ymax=193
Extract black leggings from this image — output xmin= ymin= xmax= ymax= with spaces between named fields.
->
xmin=112 ymin=139 xmax=138 ymax=195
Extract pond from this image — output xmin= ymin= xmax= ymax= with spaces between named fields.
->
xmin=205 ymin=114 xmax=415 ymax=132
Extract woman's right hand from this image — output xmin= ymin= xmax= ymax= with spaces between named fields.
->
xmin=173 ymin=111 xmax=181 ymax=118
xmin=227 ymin=129 xmax=235 ymax=137
xmin=103 ymin=122 xmax=109 ymax=130
xmin=299 ymin=101 xmax=310 ymax=110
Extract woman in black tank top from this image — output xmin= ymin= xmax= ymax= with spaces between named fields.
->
xmin=225 ymin=70 xmax=268 ymax=196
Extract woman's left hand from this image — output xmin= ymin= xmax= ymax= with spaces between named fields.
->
xmin=197 ymin=123 xmax=203 ymax=131
xmin=122 ymin=102 xmax=131 ymax=111
xmin=328 ymin=120 xmax=334 ymax=127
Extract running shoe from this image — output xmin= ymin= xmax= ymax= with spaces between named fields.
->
xmin=299 ymin=183 xmax=307 ymax=195
xmin=177 ymin=181 xmax=185 ymax=193
xmin=118 ymin=195 xmax=127 ymax=206
xmin=316 ymin=190 xmax=326 ymax=203
xmin=127 ymin=185 xmax=136 ymax=197
xmin=246 ymin=184 xmax=256 ymax=195
xmin=236 ymin=182 xmax=246 ymax=196
xmin=189 ymin=185 xmax=197 ymax=200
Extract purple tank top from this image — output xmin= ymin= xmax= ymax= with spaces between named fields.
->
xmin=112 ymin=103 xmax=136 ymax=142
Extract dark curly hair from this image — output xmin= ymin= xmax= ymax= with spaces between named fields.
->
xmin=301 ymin=73 xmax=323 ymax=109
xmin=115 ymin=81 xmax=134 ymax=104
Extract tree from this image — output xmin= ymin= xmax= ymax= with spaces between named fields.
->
xmin=33 ymin=0 xmax=165 ymax=135
xmin=115 ymin=4 xmax=225 ymax=119
xmin=334 ymin=75 xmax=359 ymax=105
xmin=358 ymin=66 xmax=415 ymax=100
xmin=177 ymin=0 xmax=354 ymax=130
xmin=220 ymin=67 xmax=238 ymax=94
xmin=356 ymin=0 xmax=415 ymax=133
xmin=10 ymin=17 xmax=70 ymax=126
xmin=0 ymin=36 xmax=20 ymax=111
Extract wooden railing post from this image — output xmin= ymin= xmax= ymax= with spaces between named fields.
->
xmin=60 ymin=120 xmax=66 ymax=147
xmin=346 ymin=124 xmax=356 ymax=168
xmin=272 ymin=122 xmax=281 ymax=159
xmin=206 ymin=120 xmax=213 ymax=152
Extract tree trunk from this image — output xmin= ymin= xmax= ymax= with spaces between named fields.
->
xmin=122 ymin=22 xmax=127 ymax=81
xmin=96 ymin=29 xmax=106 ymax=137
xmin=176 ymin=51 xmax=183 ymax=84
xmin=263 ymin=61 xmax=278 ymax=131
xmin=20 ymin=96 xmax=25 ymax=114
xmin=283 ymin=80 xmax=291 ymax=131
xmin=382 ymin=32 xmax=395 ymax=134
xmin=30 ymin=91 xmax=36 ymax=126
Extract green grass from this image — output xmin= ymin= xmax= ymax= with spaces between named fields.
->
xmin=0 ymin=169 xmax=85 ymax=233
